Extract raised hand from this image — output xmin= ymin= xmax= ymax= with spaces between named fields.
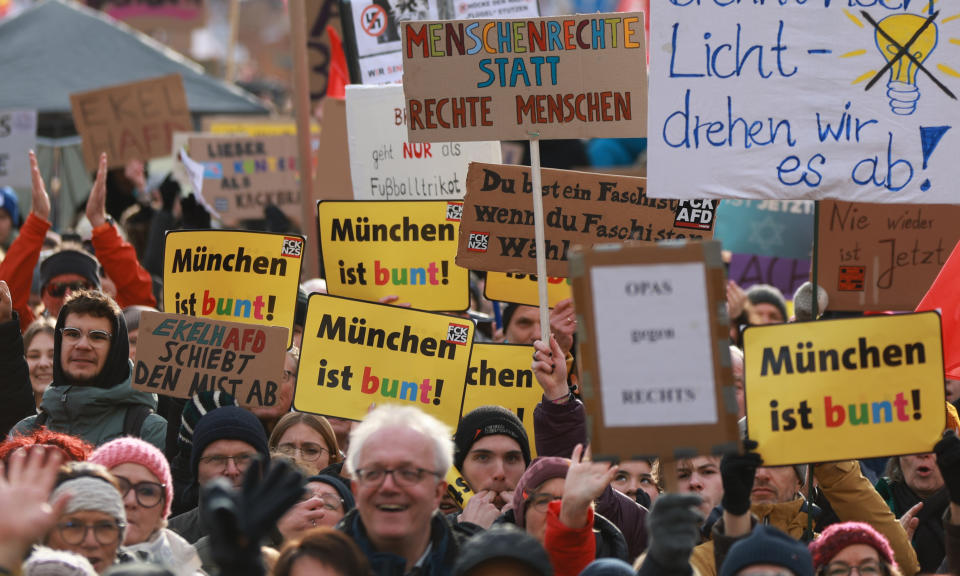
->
xmin=560 ymin=444 xmax=618 ymax=529
xmin=548 ymin=298 xmax=576 ymax=354
xmin=28 ymin=151 xmax=50 ymax=221
xmin=532 ymin=335 xmax=569 ymax=401
xmin=85 ymin=152 xmax=108 ymax=228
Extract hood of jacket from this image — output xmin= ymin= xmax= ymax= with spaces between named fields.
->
xmin=53 ymin=304 xmax=131 ymax=388
xmin=39 ymin=360 xmax=156 ymax=425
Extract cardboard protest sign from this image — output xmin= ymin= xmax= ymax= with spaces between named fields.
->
xmin=71 ymin=74 xmax=192 ymax=171
xmin=728 ymin=254 xmax=810 ymax=303
xmin=744 ymin=312 xmax=946 ymax=466
xmin=294 ymin=293 xmax=475 ymax=428
xmin=457 ymin=163 xmax=712 ymax=277
xmin=570 ymin=241 xmax=739 ymax=461
xmin=201 ymin=116 xmax=321 ymax=143
xmin=714 ymin=200 xmax=814 ymax=260
xmin=818 ymin=200 xmax=960 ymax=311
xmin=163 ymin=230 xmax=304 ymax=348
xmin=0 ymin=110 xmax=37 ymax=189
xmin=345 ymin=85 xmax=501 ymax=200
xmin=304 ymin=0 xmax=342 ymax=103
xmin=187 ymin=134 xmax=302 ymax=228
xmin=402 ymin=12 xmax=647 ymax=142
xmin=318 ymin=200 xmax=470 ymax=311
xmin=452 ymin=0 xmax=538 ymax=19
xmin=132 ymin=311 xmax=288 ymax=407
xmin=649 ymin=3 xmax=960 ymax=204
xmin=314 ymin=98 xmax=354 ymax=201
xmin=484 ymin=272 xmax=572 ymax=308
xmin=463 ymin=343 xmax=541 ymax=457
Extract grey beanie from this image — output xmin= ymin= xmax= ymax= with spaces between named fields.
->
xmin=50 ymin=477 xmax=126 ymax=534
xmin=23 ymin=547 xmax=97 ymax=576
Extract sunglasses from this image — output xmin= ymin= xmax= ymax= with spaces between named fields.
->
xmin=45 ymin=281 xmax=93 ymax=297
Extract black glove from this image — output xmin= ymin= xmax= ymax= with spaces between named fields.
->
xmin=936 ymin=430 xmax=960 ymax=505
xmin=721 ymin=439 xmax=762 ymax=515
xmin=635 ymin=486 xmax=652 ymax=509
xmin=645 ymin=493 xmax=705 ymax=572
xmin=264 ymin=204 xmax=291 ymax=233
xmin=158 ymin=174 xmax=181 ymax=212
xmin=181 ymin=193 xmax=211 ymax=229
xmin=201 ymin=458 xmax=305 ymax=576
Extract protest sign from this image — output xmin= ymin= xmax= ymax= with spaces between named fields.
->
xmin=314 ymin=98 xmax=354 ymax=201
xmin=71 ymin=74 xmax=192 ymax=171
xmin=318 ymin=200 xmax=469 ymax=311
xmin=294 ymin=293 xmax=475 ymax=427
xmin=187 ymin=134 xmax=302 ymax=228
xmin=132 ymin=311 xmax=288 ymax=407
xmin=484 ymin=272 xmax=571 ymax=308
xmin=452 ymin=0 xmax=538 ymax=19
xmin=818 ymin=200 xmax=960 ymax=311
xmin=345 ymin=85 xmax=501 ymax=200
xmin=445 ymin=466 xmax=474 ymax=509
xmin=744 ymin=312 xmax=945 ymax=466
xmin=163 ymin=230 xmax=304 ymax=348
xmin=649 ymin=3 xmax=960 ymax=204
xmin=457 ymin=163 xmax=711 ymax=277
xmin=402 ymin=12 xmax=647 ymax=142
xmin=714 ymin=200 xmax=814 ymax=260
xmin=729 ymin=254 xmax=810 ymax=301
xmin=463 ymin=343 xmax=541 ymax=457
xmin=304 ymin=0 xmax=341 ymax=103
xmin=201 ymin=116 xmax=321 ymax=143
xmin=570 ymin=241 xmax=739 ymax=461
xmin=0 ymin=110 xmax=37 ymax=189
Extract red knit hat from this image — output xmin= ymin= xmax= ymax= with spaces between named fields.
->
xmin=808 ymin=522 xmax=897 ymax=570
xmin=89 ymin=437 xmax=174 ymax=518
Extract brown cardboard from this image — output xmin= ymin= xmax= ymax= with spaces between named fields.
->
xmin=402 ymin=13 xmax=647 ymax=142
xmin=132 ymin=311 xmax=289 ymax=408
xmin=456 ymin=162 xmax=712 ymax=276
xmin=314 ymin=97 xmax=353 ymax=201
xmin=304 ymin=0 xmax=342 ymax=104
xmin=818 ymin=200 xmax=960 ymax=311
xmin=70 ymin=74 xmax=192 ymax=171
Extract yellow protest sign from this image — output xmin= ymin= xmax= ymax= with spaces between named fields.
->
xmin=294 ymin=294 xmax=475 ymax=428
xmin=317 ymin=200 xmax=470 ymax=311
xmin=202 ymin=116 xmax=321 ymax=138
xmin=163 ymin=231 xmax=304 ymax=348
xmin=445 ymin=466 xmax=474 ymax=510
xmin=484 ymin=272 xmax=572 ymax=308
xmin=463 ymin=343 xmax=541 ymax=458
xmin=744 ymin=312 xmax=946 ymax=466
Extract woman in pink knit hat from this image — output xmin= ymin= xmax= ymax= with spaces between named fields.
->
xmin=89 ymin=438 xmax=202 ymax=576
xmin=809 ymin=522 xmax=903 ymax=576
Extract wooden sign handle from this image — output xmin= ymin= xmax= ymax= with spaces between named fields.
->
xmin=529 ymin=135 xmax=550 ymax=343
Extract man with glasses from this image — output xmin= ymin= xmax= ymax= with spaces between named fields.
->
xmin=339 ymin=404 xmax=468 ymax=575
xmin=10 ymin=290 xmax=166 ymax=449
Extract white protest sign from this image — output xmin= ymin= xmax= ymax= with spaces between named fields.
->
xmin=452 ymin=0 xmax=539 ymax=19
xmin=346 ymin=85 xmax=501 ymax=200
xmin=346 ymin=0 xmax=440 ymax=85
xmin=648 ymin=3 xmax=960 ymax=204
xmin=0 ymin=110 xmax=37 ymax=189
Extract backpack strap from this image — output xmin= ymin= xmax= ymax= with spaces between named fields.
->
xmin=123 ymin=405 xmax=154 ymax=437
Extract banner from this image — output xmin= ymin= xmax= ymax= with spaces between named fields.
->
xmin=318 ymin=200 xmax=470 ymax=311
xmin=132 ymin=311 xmax=288 ymax=407
xmin=163 ymin=230 xmax=304 ymax=348
xmin=463 ymin=343 xmax=541 ymax=457
xmin=818 ymin=200 xmax=960 ymax=311
xmin=484 ymin=272 xmax=572 ymax=308
xmin=0 ymin=110 xmax=37 ymax=189
xmin=744 ymin=312 xmax=946 ymax=465
xmin=187 ymin=134 xmax=302 ymax=229
xmin=649 ymin=3 xmax=960 ymax=204
xmin=200 ymin=116 xmax=321 ymax=145
xmin=453 ymin=0 xmax=538 ymax=19
xmin=294 ymin=294 xmax=475 ymax=428
xmin=71 ymin=74 xmax=192 ymax=171
xmin=714 ymin=199 xmax=814 ymax=260
xmin=728 ymin=254 xmax=810 ymax=301
xmin=345 ymin=85 xmax=501 ymax=200
xmin=402 ymin=12 xmax=648 ymax=142
xmin=457 ymin=163 xmax=711 ymax=276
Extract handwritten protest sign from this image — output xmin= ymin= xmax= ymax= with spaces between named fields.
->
xmin=457 ymin=163 xmax=711 ymax=277
xmin=304 ymin=0 xmax=341 ymax=103
xmin=452 ymin=0 xmax=538 ymax=19
xmin=295 ymin=294 xmax=475 ymax=428
xmin=463 ymin=343 xmax=541 ymax=457
xmin=728 ymin=254 xmax=810 ymax=301
xmin=341 ymin=0 xmax=440 ymax=85
xmin=318 ymin=200 xmax=469 ymax=311
xmin=649 ymin=3 xmax=960 ymax=204
xmin=571 ymin=241 xmax=739 ymax=461
xmin=164 ymin=230 xmax=304 ymax=348
xmin=187 ymin=134 xmax=302 ymax=228
xmin=132 ymin=311 xmax=288 ymax=407
xmin=345 ymin=85 xmax=501 ymax=200
xmin=201 ymin=116 xmax=321 ymax=143
xmin=818 ymin=200 xmax=960 ymax=311
xmin=402 ymin=12 xmax=647 ymax=142
xmin=71 ymin=74 xmax=192 ymax=171
xmin=484 ymin=272 xmax=572 ymax=308
xmin=315 ymin=98 xmax=354 ymax=201
xmin=0 ymin=110 xmax=36 ymax=189
xmin=744 ymin=312 xmax=945 ymax=466
xmin=715 ymin=200 xmax=814 ymax=260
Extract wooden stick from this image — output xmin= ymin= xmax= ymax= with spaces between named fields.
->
xmin=529 ymin=136 xmax=549 ymax=343
xmin=290 ymin=0 xmax=320 ymax=280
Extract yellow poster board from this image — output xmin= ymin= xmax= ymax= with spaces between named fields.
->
xmin=484 ymin=272 xmax=572 ymax=308
xmin=744 ymin=312 xmax=946 ymax=466
xmin=294 ymin=294 xmax=475 ymax=428
xmin=445 ymin=466 xmax=474 ymax=510
xmin=317 ymin=200 xmax=470 ymax=311
xmin=463 ymin=343 xmax=541 ymax=458
xmin=163 ymin=230 xmax=304 ymax=348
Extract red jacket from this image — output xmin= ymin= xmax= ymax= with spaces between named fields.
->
xmin=545 ymin=499 xmax=597 ymax=576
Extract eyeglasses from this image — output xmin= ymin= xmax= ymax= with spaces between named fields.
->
xmin=45 ymin=281 xmax=93 ymax=297
xmin=60 ymin=327 xmax=112 ymax=346
xmin=56 ymin=520 xmax=125 ymax=545
xmin=198 ymin=453 xmax=256 ymax=471
xmin=821 ymin=561 xmax=884 ymax=576
xmin=277 ymin=442 xmax=329 ymax=462
xmin=524 ymin=493 xmax=562 ymax=513
xmin=115 ymin=476 xmax=166 ymax=509
xmin=353 ymin=467 xmax=442 ymax=487
xmin=300 ymin=492 xmax=343 ymax=511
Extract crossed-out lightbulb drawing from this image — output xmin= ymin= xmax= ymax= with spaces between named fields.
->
xmin=875 ymin=14 xmax=939 ymax=116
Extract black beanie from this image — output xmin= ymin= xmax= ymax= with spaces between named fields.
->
xmin=40 ymin=250 xmax=101 ymax=291
xmin=454 ymin=406 xmax=531 ymax=471
xmin=190 ymin=406 xmax=269 ymax=482
xmin=307 ymin=473 xmax=356 ymax=511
